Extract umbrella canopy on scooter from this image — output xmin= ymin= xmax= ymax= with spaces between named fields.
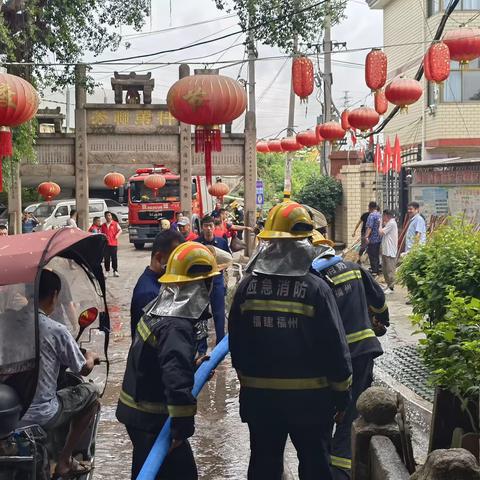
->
xmin=0 ymin=228 xmax=106 ymax=286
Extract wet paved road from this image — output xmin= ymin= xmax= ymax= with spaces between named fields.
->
xmin=93 ymin=237 xmax=429 ymax=479
xmin=94 ymin=238 xmax=254 ymax=479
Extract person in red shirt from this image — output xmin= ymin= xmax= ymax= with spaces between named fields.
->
xmin=213 ymin=218 xmax=228 ymax=239
xmin=177 ymin=216 xmax=198 ymax=241
xmin=101 ymin=211 xmax=122 ymax=277
xmin=88 ymin=216 xmax=102 ymax=234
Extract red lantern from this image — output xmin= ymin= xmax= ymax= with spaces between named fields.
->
xmin=280 ymin=137 xmax=303 ymax=152
xmin=443 ymin=27 xmax=480 ymax=65
xmin=341 ymin=110 xmax=350 ymax=131
xmin=385 ymin=77 xmax=423 ymax=110
xmin=256 ymin=141 xmax=270 ymax=153
xmin=167 ymin=73 xmax=247 ymax=185
xmin=315 ymin=125 xmax=324 ymax=143
xmin=424 ymin=42 xmax=450 ymax=83
xmin=0 ymin=73 xmax=39 ymax=192
xmin=296 ymin=130 xmax=319 ymax=147
xmin=318 ymin=122 xmax=346 ymax=142
xmin=208 ymin=180 xmax=230 ymax=199
xmin=292 ymin=56 xmax=314 ymax=101
xmin=38 ymin=182 xmax=61 ymax=202
xmin=374 ymin=90 xmax=388 ymax=115
xmin=365 ymin=49 xmax=388 ymax=91
xmin=348 ymin=106 xmax=379 ymax=132
xmin=104 ymin=172 xmax=125 ymax=190
xmin=267 ymin=140 xmax=284 ymax=153
xmin=144 ymin=174 xmax=166 ymax=196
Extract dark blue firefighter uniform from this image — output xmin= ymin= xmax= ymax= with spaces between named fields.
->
xmin=195 ymin=235 xmax=230 ymax=352
xmin=313 ymin=260 xmax=390 ymax=479
xmin=116 ymin=314 xmax=199 ymax=479
xmin=130 ymin=267 xmax=161 ymax=339
xmin=229 ymin=271 xmax=352 ymax=480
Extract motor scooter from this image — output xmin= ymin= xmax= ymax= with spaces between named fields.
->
xmin=0 ymin=229 xmax=110 ymax=479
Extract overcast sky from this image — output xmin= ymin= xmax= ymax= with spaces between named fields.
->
xmin=43 ymin=0 xmax=383 ymax=139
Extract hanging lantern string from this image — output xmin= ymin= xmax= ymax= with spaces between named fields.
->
xmin=362 ymin=0 xmax=462 ymax=139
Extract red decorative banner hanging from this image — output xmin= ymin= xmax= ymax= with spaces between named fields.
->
xmin=383 ymin=137 xmax=392 ymax=174
xmin=393 ymin=135 xmax=402 ymax=173
xmin=374 ymin=142 xmax=382 ymax=172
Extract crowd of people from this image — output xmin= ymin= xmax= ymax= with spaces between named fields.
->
xmin=3 ymin=198 xmax=432 ymax=479
xmin=353 ymin=200 xmax=426 ymax=294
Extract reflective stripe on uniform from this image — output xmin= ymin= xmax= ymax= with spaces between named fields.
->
xmin=119 ymin=390 xmax=168 ymax=414
xmin=167 ymin=404 xmax=197 ymax=417
xmin=369 ymin=303 xmax=388 ymax=314
xmin=240 ymin=299 xmax=315 ymax=318
xmin=331 ymin=270 xmax=362 ymax=286
xmin=328 ymin=375 xmax=352 ymax=392
xmin=137 ymin=318 xmax=157 ymax=346
xmin=346 ymin=328 xmax=376 ymax=344
xmin=331 ymin=455 xmax=352 ymax=469
xmin=238 ymin=374 xmax=328 ymax=390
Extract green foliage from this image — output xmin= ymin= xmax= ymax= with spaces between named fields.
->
xmin=0 ymin=0 xmax=149 ymax=89
xmin=1 ymin=121 xmax=37 ymax=190
xmin=415 ymin=290 xmax=480 ymax=414
xmin=398 ymin=218 xmax=480 ymax=323
xmin=0 ymin=1 xmax=149 ymax=190
xmin=296 ymin=173 xmax=342 ymax=221
xmin=257 ymin=150 xmax=322 ymax=207
xmin=214 ymin=0 xmax=346 ymax=53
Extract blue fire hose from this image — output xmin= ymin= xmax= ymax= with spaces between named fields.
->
xmin=137 ymin=335 xmax=230 ymax=480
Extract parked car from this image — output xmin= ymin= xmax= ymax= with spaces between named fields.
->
xmin=104 ymin=199 xmax=128 ymax=226
xmin=32 ymin=198 xmax=121 ymax=231
xmin=23 ymin=203 xmax=40 ymax=214
xmin=0 ymin=208 xmax=8 ymax=229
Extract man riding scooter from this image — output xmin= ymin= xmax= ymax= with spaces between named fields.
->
xmin=21 ymin=269 xmax=100 ymax=479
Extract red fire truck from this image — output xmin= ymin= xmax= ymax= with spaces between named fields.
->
xmin=127 ymin=167 xmax=215 ymax=249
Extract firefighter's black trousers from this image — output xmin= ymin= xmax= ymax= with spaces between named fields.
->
xmin=247 ymin=421 xmax=334 ymax=480
xmin=126 ymin=426 xmax=198 ymax=480
xmin=331 ymin=355 xmax=375 ymax=480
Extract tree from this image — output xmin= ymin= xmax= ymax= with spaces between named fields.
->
xmin=0 ymin=0 xmax=150 ymax=186
xmin=213 ymin=0 xmax=346 ymax=53
xmin=257 ymin=150 xmax=321 ymax=206
xmin=0 ymin=0 xmax=149 ymax=88
xmin=296 ymin=173 xmax=342 ymax=221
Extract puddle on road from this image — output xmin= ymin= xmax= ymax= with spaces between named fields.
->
xmin=94 ymin=332 xmax=251 ymax=479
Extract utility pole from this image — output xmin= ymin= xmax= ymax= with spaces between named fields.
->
xmin=322 ymin=1 xmax=332 ymax=176
xmin=65 ymin=88 xmax=71 ymax=133
xmin=341 ymin=90 xmax=351 ymax=110
xmin=247 ymin=0 xmax=256 ymax=118
xmin=283 ymin=34 xmax=298 ymax=201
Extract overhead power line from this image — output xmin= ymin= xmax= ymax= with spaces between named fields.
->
xmin=122 ymin=14 xmax=237 ymax=39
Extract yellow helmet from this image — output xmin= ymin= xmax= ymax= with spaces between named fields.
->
xmin=311 ymin=230 xmax=334 ymax=247
xmin=258 ymin=201 xmax=314 ymax=240
xmin=160 ymin=242 xmax=220 ymax=284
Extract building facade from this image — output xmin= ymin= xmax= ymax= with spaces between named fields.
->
xmin=368 ymin=0 xmax=480 ymax=161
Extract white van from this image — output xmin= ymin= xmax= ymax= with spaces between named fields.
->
xmin=33 ymin=199 xmax=110 ymax=231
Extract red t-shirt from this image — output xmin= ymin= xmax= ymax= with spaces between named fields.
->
xmin=88 ymin=225 xmax=102 ymax=234
xmin=100 ymin=221 xmax=121 ymax=246
xmin=185 ymin=231 xmax=199 ymax=241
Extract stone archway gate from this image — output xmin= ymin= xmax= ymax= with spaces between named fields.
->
xmin=14 ymin=65 xmax=257 ymax=252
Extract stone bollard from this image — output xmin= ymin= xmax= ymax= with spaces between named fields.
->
xmin=410 ymin=448 xmax=480 ymax=480
xmin=352 ymin=387 xmax=407 ymax=480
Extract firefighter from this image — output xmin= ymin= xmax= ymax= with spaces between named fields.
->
xmin=116 ymin=242 xmax=220 ymax=480
xmin=229 ymin=201 xmax=352 ymax=480
xmin=311 ymin=236 xmax=390 ymax=480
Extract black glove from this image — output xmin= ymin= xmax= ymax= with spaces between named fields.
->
xmin=171 ymin=416 xmax=195 ymax=441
